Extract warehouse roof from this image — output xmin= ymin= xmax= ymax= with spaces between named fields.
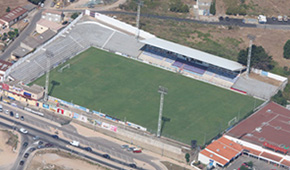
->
xmin=140 ymin=37 xmax=245 ymax=71
xmin=0 ymin=6 xmax=27 ymax=23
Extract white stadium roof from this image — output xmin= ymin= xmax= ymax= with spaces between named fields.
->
xmin=140 ymin=37 xmax=245 ymax=71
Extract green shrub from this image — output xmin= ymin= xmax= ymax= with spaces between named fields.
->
xmin=210 ymin=0 xmax=216 ymax=15
xmin=283 ymin=40 xmax=290 ymax=59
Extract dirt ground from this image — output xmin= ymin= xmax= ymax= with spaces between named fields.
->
xmin=208 ymin=25 xmax=290 ymax=67
xmin=0 ymin=0 xmax=29 ymax=17
xmin=0 ymin=130 xmax=20 ymax=169
xmin=218 ymin=0 xmax=290 ymax=16
xmin=249 ymin=0 xmax=290 ymax=16
xmin=27 ymin=150 xmax=109 ymax=170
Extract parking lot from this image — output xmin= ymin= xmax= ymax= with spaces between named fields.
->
xmin=226 ymin=155 xmax=284 ymax=170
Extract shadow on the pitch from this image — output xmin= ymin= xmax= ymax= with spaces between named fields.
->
xmin=49 ymin=80 xmax=60 ymax=95
xmin=160 ymin=116 xmax=171 ymax=136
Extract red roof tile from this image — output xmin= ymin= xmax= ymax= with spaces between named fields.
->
xmin=200 ymin=149 xmax=228 ymax=166
xmin=0 ymin=7 xmax=27 ymax=23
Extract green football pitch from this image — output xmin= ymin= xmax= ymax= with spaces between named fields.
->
xmin=33 ymin=47 xmax=263 ymax=145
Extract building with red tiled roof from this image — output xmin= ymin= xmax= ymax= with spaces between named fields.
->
xmin=0 ymin=6 xmax=28 ymax=28
xmin=198 ymin=102 xmax=290 ymax=169
xmin=198 ymin=136 xmax=243 ymax=167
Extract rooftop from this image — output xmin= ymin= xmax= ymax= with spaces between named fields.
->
xmin=200 ymin=136 xmax=243 ymax=166
xmin=22 ymin=29 xmax=56 ymax=49
xmin=227 ymin=102 xmax=290 ymax=154
xmin=12 ymin=46 xmax=30 ymax=58
xmin=0 ymin=6 xmax=27 ymax=23
xmin=0 ymin=60 xmax=13 ymax=72
xmin=140 ymin=37 xmax=244 ymax=71
xmin=37 ymin=18 xmax=63 ymax=32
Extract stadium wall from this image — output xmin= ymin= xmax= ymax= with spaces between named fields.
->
xmin=84 ymin=10 xmax=155 ymax=39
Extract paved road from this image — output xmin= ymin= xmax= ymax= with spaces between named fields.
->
xmin=0 ymin=103 xmax=162 ymax=170
xmin=0 ymin=9 xmax=43 ymax=60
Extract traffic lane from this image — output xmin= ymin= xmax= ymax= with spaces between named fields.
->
xmin=0 ymin=118 xmax=146 ymax=170
xmin=62 ymin=131 xmax=158 ymax=166
xmin=2 ymin=104 xmax=57 ymax=131
xmin=1 ymin=106 xmax=161 ymax=169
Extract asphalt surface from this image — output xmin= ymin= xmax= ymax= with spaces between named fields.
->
xmin=0 ymin=103 xmax=162 ymax=170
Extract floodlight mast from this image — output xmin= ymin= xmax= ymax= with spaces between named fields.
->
xmin=246 ymin=35 xmax=255 ymax=77
xmin=157 ymin=86 xmax=168 ymax=138
xmin=135 ymin=0 xmax=143 ymax=39
xmin=44 ymin=50 xmax=54 ymax=102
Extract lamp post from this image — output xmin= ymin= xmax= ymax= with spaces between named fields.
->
xmin=157 ymin=86 xmax=168 ymax=138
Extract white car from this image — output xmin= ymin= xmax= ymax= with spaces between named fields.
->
xmin=70 ymin=140 xmax=79 ymax=147
xmin=19 ymin=128 xmax=28 ymax=134
xmin=15 ymin=113 xmax=19 ymax=119
xmin=5 ymin=110 xmax=9 ymax=115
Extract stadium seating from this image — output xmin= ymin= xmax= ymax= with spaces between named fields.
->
xmin=206 ymin=67 xmax=239 ymax=83
xmin=172 ymin=59 xmax=207 ymax=75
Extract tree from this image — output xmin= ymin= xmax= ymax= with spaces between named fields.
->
xmin=8 ymin=31 xmax=16 ymax=39
xmin=185 ymin=153 xmax=190 ymax=163
xmin=169 ymin=0 xmax=189 ymax=13
xmin=238 ymin=45 xmax=274 ymax=71
xmin=283 ymin=40 xmax=290 ymax=59
xmin=6 ymin=7 xmax=10 ymax=13
xmin=210 ymin=0 xmax=216 ymax=15
xmin=271 ymin=90 xmax=287 ymax=106
xmin=71 ymin=12 xmax=79 ymax=19
xmin=28 ymin=0 xmax=44 ymax=5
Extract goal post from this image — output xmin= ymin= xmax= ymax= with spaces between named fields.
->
xmin=58 ymin=64 xmax=70 ymax=73
xmin=228 ymin=116 xmax=237 ymax=127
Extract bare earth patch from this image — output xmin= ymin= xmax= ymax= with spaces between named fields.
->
xmin=27 ymin=150 xmax=109 ymax=170
xmin=0 ymin=0 xmax=29 ymax=18
xmin=0 ymin=130 xmax=19 ymax=169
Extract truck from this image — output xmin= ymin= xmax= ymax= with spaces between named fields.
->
xmin=278 ymin=15 xmax=283 ymax=22
xmin=70 ymin=140 xmax=79 ymax=147
xmin=258 ymin=15 xmax=267 ymax=23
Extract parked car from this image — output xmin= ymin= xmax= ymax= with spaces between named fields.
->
xmin=129 ymin=164 xmax=137 ymax=168
xmin=121 ymin=144 xmax=129 ymax=149
xmin=19 ymin=128 xmax=28 ymax=134
xmin=19 ymin=160 xmax=24 ymax=166
xmin=22 ymin=142 xmax=28 ymax=148
xmin=102 ymin=154 xmax=110 ymax=159
xmin=38 ymin=141 xmax=43 ymax=145
xmin=29 ymin=147 xmax=36 ymax=152
xmin=20 ymin=116 xmax=24 ymax=121
xmin=70 ymin=140 xmax=79 ymax=147
xmin=15 ymin=113 xmax=19 ymax=119
xmin=51 ymin=135 xmax=59 ymax=139
xmin=127 ymin=147 xmax=135 ymax=152
xmin=45 ymin=143 xmax=53 ymax=147
xmin=24 ymin=153 xmax=29 ymax=158
xmin=37 ymin=145 xmax=44 ymax=149
xmin=10 ymin=111 xmax=14 ymax=117
xmin=84 ymin=147 xmax=92 ymax=152
xmin=33 ymin=136 xmax=39 ymax=140
xmin=133 ymin=148 xmax=142 ymax=153
xmin=5 ymin=110 xmax=9 ymax=115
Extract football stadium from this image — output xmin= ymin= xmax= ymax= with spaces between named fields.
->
xmin=5 ymin=11 xmax=279 ymax=145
